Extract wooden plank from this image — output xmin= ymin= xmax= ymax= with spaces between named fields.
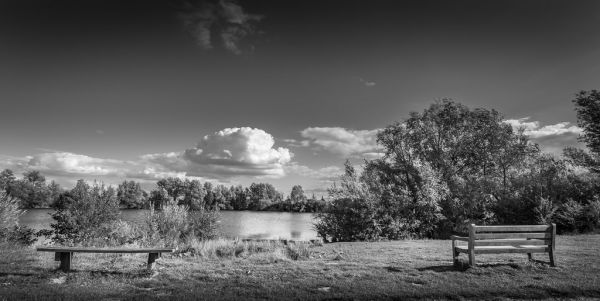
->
xmin=475 ymin=232 xmax=550 ymax=239
xmin=473 ymin=246 xmax=549 ymax=254
xmin=37 ymin=247 xmax=174 ymax=253
xmin=450 ymin=235 xmax=468 ymax=241
xmin=474 ymin=239 xmax=548 ymax=246
xmin=474 ymin=225 xmax=550 ymax=232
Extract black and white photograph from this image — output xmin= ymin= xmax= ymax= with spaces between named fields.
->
xmin=1 ymin=0 xmax=599 ymax=300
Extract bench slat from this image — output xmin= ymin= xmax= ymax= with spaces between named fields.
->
xmin=475 ymin=232 xmax=550 ymax=239
xmin=474 ymin=239 xmax=549 ymax=246
xmin=455 ymin=245 xmax=549 ymax=254
xmin=37 ymin=247 xmax=174 ymax=253
xmin=474 ymin=225 xmax=550 ymax=232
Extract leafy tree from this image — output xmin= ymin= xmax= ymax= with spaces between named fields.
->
xmin=573 ymin=90 xmax=600 ymax=155
xmin=564 ymin=90 xmax=600 ymax=173
xmin=182 ymin=179 xmax=207 ymax=210
xmin=117 ymin=180 xmax=147 ymax=209
xmin=49 ymin=180 xmax=120 ymax=244
xmin=0 ymin=169 xmax=16 ymax=193
xmin=156 ymin=177 xmax=185 ymax=203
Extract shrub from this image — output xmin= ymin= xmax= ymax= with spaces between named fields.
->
xmin=534 ymin=197 xmax=558 ymax=224
xmin=315 ymin=198 xmax=380 ymax=242
xmin=0 ymin=191 xmax=36 ymax=245
xmin=554 ymin=199 xmax=584 ymax=233
xmin=48 ymin=180 xmax=120 ymax=245
xmin=144 ymin=200 xmax=219 ymax=246
xmin=580 ymin=199 xmax=600 ymax=232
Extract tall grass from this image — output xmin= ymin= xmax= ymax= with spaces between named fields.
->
xmin=176 ymin=238 xmax=315 ymax=261
xmin=144 ymin=200 xmax=219 ymax=246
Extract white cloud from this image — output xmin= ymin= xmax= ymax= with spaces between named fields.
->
xmin=300 ymin=127 xmax=381 ymax=156
xmin=179 ymin=0 xmax=263 ymax=54
xmin=285 ymin=163 xmax=342 ymax=180
xmin=0 ymin=128 xmax=293 ymax=187
xmin=504 ymin=117 xmax=585 ymax=154
xmin=359 ymin=78 xmax=376 ymax=87
xmin=145 ymin=127 xmax=292 ymax=178
xmin=504 ymin=117 xmax=583 ymax=138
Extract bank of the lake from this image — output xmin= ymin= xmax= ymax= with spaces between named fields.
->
xmin=1 ymin=235 xmax=599 ymax=300
xmin=19 ymin=209 xmax=319 ymax=241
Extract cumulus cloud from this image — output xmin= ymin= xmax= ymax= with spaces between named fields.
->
xmin=504 ymin=117 xmax=583 ymax=138
xmin=179 ymin=0 xmax=263 ymax=54
xmin=0 ymin=128 xmax=292 ymax=187
xmin=504 ymin=117 xmax=585 ymax=154
xmin=300 ymin=127 xmax=381 ymax=156
xmin=144 ymin=127 xmax=292 ymax=178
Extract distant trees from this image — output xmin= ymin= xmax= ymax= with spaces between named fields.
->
xmin=0 ymin=171 xmax=325 ymax=212
xmin=117 ymin=181 xmax=148 ymax=209
xmin=0 ymin=169 xmax=62 ymax=208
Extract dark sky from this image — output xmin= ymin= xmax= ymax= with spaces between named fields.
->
xmin=0 ymin=0 xmax=598 ymax=193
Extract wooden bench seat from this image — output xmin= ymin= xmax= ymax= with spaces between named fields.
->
xmin=451 ymin=224 xmax=556 ymax=267
xmin=37 ymin=247 xmax=174 ymax=272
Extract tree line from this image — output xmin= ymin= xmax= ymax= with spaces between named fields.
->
xmin=0 ymin=171 xmax=326 ymax=213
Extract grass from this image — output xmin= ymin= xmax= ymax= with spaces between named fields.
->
xmin=1 ymin=235 xmax=599 ymax=300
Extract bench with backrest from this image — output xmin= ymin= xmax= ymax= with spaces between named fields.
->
xmin=37 ymin=247 xmax=174 ymax=272
xmin=451 ymin=224 xmax=556 ymax=267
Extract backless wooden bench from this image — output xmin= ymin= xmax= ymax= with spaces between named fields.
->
xmin=451 ymin=224 xmax=556 ymax=267
xmin=37 ymin=247 xmax=174 ymax=272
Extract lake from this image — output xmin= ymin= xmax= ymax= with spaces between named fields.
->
xmin=19 ymin=209 xmax=319 ymax=241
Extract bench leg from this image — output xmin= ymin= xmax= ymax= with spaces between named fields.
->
xmin=527 ymin=253 xmax=533 ymax=261
xmin=549 ymin=249 xmax=555 ymax=267
xmin=147 ymin=253 xmax=159 ymax=270
xmin=468 ymin=251 xmax=475 ymax=267
xmin=58 ymin=252 xmax=72 ymax=272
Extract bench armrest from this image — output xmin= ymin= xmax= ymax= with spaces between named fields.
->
xmin=450 ymin=235 xmax=468 ymax=242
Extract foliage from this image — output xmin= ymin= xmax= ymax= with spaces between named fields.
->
xmin=316 ymin=99 xmax=600 ymax=241
xmin=2 ymin=170 xmax=62 ymax=208
xmin=144 ymin=200 xmax=219 ymax=246
xmin=117 ymin=180 xmax=148 ymax=208
xmin=48 ymin=180 xmax=121 ymax=245
xmin=0 ymin=191 xmax=36 ymax=245
xmin=573 ymin=90 xmax=600 ymax=156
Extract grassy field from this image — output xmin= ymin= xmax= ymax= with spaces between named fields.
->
xmin=1 ymin=235 xmax=599 ymax=300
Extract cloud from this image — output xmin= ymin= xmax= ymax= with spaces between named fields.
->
xmin=504 ymin=117 xmax=583 ymax=138
xmin=285 ymin=163 xmax=342 ymax=181
xmin=0 ymin=127 xmax=292 ymax=187
xmin=179 ymin=0 xmax=263 ymax=54
xmin=359 ymin=78 xmax=376 ymax=87
xmin=300 ymin=127 xmax=381 ymax=156
xmin=145 ymin=127 xmax=292 ymax=178
xmin=504 ymin=117 xmax=584 ymax=154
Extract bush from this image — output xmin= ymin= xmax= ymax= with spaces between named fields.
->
xmin=580 ymin=199 xmax=600 ymax=232
xmin=534 ymin=197 xmax=558 ymax=224
xmin=0 ymin=191 xmax=36 ymax=245
xmin=48 ymin=181 xmax=120 ymax=245
xmin=144 ymin=200 xmax=219 ymax=246
xmin=315 ymin=198 xmax=380 ymax=242
xmin=555 ymin=199 xmax=584 ymax=233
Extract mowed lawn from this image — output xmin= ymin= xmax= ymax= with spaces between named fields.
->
xmin=1 ymin=235 xmax=599 ymax=300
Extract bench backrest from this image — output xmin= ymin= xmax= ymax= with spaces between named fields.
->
xmin=469 ymin=224 xmax=556 ymax=246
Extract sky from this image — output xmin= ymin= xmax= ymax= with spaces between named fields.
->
xmin=0 ymin=0 xmax=599 ymax=196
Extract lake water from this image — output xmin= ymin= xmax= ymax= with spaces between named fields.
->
xmin=19 ymin=209 xmax=319 ymax=241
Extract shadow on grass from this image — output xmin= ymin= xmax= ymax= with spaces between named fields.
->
xmin=0 ymin=272 xmax=36 ymax=277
